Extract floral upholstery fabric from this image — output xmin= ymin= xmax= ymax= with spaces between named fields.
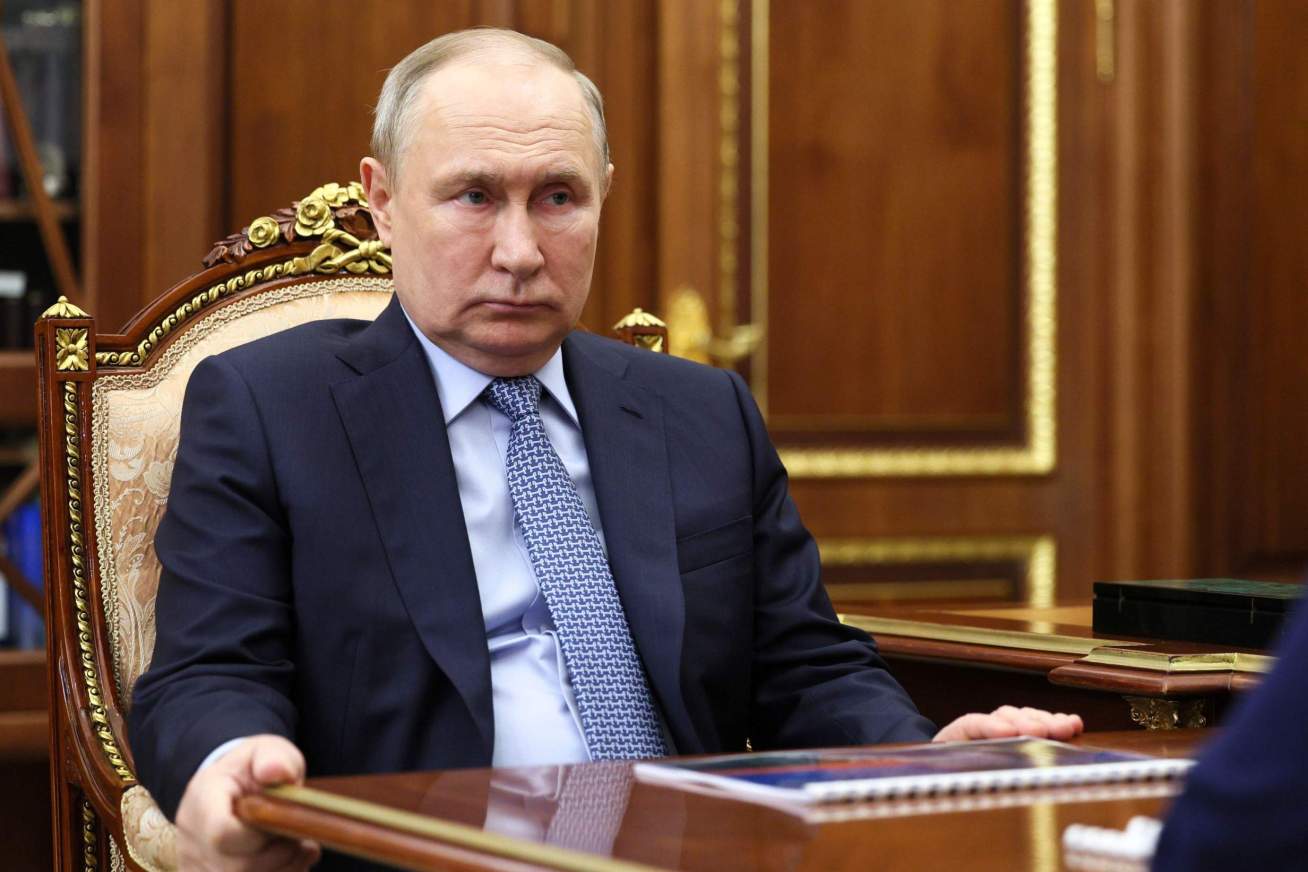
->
xmin=120 ymin=784 xmax=175 ymax=872
xmin=90 ymin=278 xmax=393 ymax=707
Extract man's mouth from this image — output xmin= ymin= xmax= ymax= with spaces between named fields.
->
xmin=479 ymin=300 xmax=548 ymax=312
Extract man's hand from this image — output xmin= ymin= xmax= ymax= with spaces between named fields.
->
xmin=933 ymin=706 xmax=1084 ymax=743
xmin=175 ymin=734 xmax=320 ymax=871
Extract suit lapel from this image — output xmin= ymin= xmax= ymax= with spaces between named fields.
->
xmin=563 ymin=334 xmax=696 ymax=751
xmin=330 ymin=297 xmax=493 ymax=756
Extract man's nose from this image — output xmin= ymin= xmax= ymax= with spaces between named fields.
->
xmin=490 ymin=205 xmax=545 ymax=282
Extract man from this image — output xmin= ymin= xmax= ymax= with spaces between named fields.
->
xmin=129 ymin=29 xmax=1082 ymax=870
xmin=1151 ymin=598 xmax=1308 ymax=870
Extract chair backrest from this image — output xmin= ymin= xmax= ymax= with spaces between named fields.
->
xmin=35 ymin=181 xmax=666 ymax=871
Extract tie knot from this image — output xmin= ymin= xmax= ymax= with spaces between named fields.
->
xmin=485 ymin=376 xmax=543 ymax=422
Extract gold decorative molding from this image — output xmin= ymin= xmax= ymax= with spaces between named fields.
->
xmin=246 ymin=216 xmax=279 ymax=248
xmin=1124 ymin=696 xmax=1208 ymax=731
xmin=749 ymin=0 xmax=770 ymax=414
xmin=56 ymin=327 xmax=90 ymax=371
xmin=42 ymin=295 xmax=90 ymax=319
xmin=97 ymin=182 xmax=391 ymax=369
xmin=1085 ymin=647 xmax=1273 ymax=675
xmin=754 ymin=0 xmax=1058 ymax=477
xmin=839 ymin=614 xmax=1138 ymax=658
xmin=719 ymin=0 xmax=740 ymax=356
xmin=64 ymin=380 xmax=133 ymax=781
xmin=661 ymin=6 xmax=763 ymax=370
xmin=820 ymin=534 xmax=1057 ymax=608
xmin=827 ymin=579 xmax=1013 ymax=603
xmin=82 ymin=798 xmax=99 ymax=871
xmin=267 ymin=784 xmax=662 ymax=872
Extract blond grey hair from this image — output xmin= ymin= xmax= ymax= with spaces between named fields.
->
xmin=371 ymin=28 xmax=609 ymax=183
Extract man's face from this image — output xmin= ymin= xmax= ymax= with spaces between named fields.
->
xmin=362 ymin=57 xmax=612 ymax=377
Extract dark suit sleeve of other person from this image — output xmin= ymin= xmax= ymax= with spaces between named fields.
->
xmin=1152 ymin=599 xmax=1308 ymax=870
xmin=128 ymin=354 xmax=298 ymax=820
xmin=722 ymin=368 xmax=936 ymax=748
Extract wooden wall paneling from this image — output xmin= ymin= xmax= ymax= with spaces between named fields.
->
xmin=1191 ymin=0 xmax=1250 ymax=578
xmin=142 ymin=0 xmax=227 ymax=304
xmin=83 ymin=0 xmax=145 ymax=330
xmin=765 ymin=0 xmax=1022 ymax=445
xmin=1100 ymin=0 xmax=1197 ymax=583
xmin=515 ymin=0 xmax=660 ymax=331
xmin=226 ymin=1 xmax=481 ymax=229
xmin=656 ymin=0 xmax=723 ymax=361
xmin=742 ymin=0 xmax=1116 ymax=604
xmin=1049 ymin=0 xmax=1114 ymax=599
xmin=1239 ymin=1 xmax=1308 ymax=576
xmin=1193 ymin=0 xmax=1308 ymax=581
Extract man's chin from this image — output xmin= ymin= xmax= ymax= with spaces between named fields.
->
xmin=454 ymin=330 xmax=570 ymax=376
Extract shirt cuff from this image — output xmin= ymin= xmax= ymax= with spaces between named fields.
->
xmin=198 ymin=736 xmax=250 ymax=772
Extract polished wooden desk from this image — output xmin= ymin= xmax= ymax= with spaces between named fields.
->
xmin=837 ymin=602 xmax=1268 ymax=731
xmin=237 ymin=730 xmax=1208 ymax=872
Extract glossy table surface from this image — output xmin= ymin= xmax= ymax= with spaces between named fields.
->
xmin=237 ymin=730 xmax=1210 ymax=872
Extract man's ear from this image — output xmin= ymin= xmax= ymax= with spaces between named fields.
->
xmin=601 ymin=162 xmax=615 ymax=202
xmin=360 ymin=157 xmax=394 ymax=245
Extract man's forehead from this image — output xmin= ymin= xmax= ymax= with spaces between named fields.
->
xmin=416 ymin=56 xmax=590 ymax=126
xmin=405 ymin=58 xmax=603 ymax=179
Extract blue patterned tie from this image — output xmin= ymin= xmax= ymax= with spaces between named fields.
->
xmin=485 ymin=376 xmax=668 ymax=760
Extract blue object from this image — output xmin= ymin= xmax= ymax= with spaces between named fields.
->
xmin=2 ymin=499 xmax=44 ymax=650
xmin=1153 ymin=597 xmax=1308 ymax=869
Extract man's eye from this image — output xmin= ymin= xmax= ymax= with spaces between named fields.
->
xmin=459 ymin=190 xmax=488 ymax=205
xmin=544 ymin=191 xmax=571 ymax=207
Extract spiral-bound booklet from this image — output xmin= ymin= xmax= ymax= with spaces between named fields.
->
xmin=634 ymin=737 xmax=1193 ymax=806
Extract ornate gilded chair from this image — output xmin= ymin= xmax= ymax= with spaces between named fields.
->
xmin=35 ymin=183 xmax=666 ymax=871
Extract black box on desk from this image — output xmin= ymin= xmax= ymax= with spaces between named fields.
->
xmin=1092 ymin=578 xmax=1301 ymax=650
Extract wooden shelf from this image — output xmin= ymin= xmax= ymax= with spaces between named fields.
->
xmin=0 ymin=351 xmax=36 ymax=425
xmin=0 ymin=197 xmax=77 ymax=223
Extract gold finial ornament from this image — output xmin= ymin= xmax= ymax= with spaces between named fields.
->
xmin=246 ymin=216 xmax=280 ymax=248
xmin=41 ymin=296 xmax=90 ymax=319
xmin=612 ymin=308 xmax=668 ymax=354
xmin=612 ymin=308 xmax=667 ymax=331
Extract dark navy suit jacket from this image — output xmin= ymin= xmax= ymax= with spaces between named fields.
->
xmin=1152 ymin=598 xmax=1308 ymax=869
xmin=129 ymin=295 xmax=934 ymax=820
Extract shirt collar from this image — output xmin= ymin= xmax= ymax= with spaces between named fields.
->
xmin=402 ymin=306 xmax=580 ymax=426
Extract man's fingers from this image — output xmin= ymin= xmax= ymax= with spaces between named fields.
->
xmin=208 ymin=802 xmax=278 ymax=857
xmin=989 ymin=706 xmax=1085 ymax=739
xmin=238 ymin=836 xmax=317 ymax=872
xmin=936 ymin=707 xmax=1086 ymax=742
xmin=934 ymin=712 xmax=1020 ymax=742
xmin=249 ymin=736 xmax=306 ymax=787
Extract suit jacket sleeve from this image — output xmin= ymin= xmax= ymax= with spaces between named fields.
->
xmin=128 ymin=354 xmax=298 ymax=819
xmin=1152 ymin=600 xmax=1308 ymax=870
xmin=727 ymin=371 xmax=937 ymax=748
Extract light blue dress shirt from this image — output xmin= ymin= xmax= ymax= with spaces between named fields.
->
xmin=404 ymin=314 xmax=595 ymax=767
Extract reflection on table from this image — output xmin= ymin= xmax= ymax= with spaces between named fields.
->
xmin=236 ymin=729 xmax=1209 ymax=872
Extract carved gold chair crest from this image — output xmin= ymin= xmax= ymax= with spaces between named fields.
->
xmin=35 ymin=182 xmax=666 ymax=871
